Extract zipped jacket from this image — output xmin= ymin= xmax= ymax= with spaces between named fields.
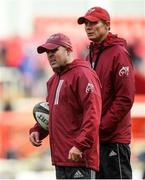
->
xmin=30 ymin=59 xmax=102 ymax=171
xmin=87 ymin=32 xmax=135 ymax=143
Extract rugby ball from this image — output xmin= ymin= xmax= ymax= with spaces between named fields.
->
xmin=33 ymin=102 xmax=49 ymax=130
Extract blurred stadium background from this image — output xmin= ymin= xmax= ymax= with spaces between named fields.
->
xmin=0 ymin=0 xmax=145 ymax=179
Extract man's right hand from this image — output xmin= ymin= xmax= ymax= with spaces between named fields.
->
xmin=29 ymin=131 xmax=42 ymax=147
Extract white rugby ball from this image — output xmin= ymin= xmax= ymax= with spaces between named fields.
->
xmin=33 ymin=102 xmax=49 ymax=130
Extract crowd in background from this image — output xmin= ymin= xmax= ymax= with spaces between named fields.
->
xmin=0 ymin=17 xmax=145 ymax=113
xmin=0 ymin=34 xmax=145 ymax=100
xmin=0 ymin=16 xmax=145 ymax=180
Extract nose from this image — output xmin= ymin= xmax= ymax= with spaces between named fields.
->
xmin=47 ymin=52 xmax=54 ymax=61
xmin=85 ymin=22 xmax=93 ymax=30
xmin=48 ymin=53 xmax=53 ymax=58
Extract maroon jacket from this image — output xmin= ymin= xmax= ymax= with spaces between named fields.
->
xmin=87 ymin=32 xmax=135 ymax=143
xmin=30 ymin=59 xmax=102 ymax=171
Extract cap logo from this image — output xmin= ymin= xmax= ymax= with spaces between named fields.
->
xmin=49 ymin=34 xmax=60 ymax=41
xmin=87 ymin=7 xmax=96 ymax=14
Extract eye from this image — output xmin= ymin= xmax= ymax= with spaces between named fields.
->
xmin=85 ymin=21 xmax=98 ymax=26
xmin=52 ymin=48 xmax=58 ymax=53
xmin=46 ymin=48 xmax=59 ymax=54
xmin=50 ymin=48 xmax=58 ymax=53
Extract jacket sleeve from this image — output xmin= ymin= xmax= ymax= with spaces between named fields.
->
xmin=100 ymin=48 xmax=135 ymax=134
xmin=29 ymin=77 xmax=54 ymax=140
xmin=29 ymin=123 xmax=49 ymax=140
xmin=74 ymin=71 xmax=102 ymax=151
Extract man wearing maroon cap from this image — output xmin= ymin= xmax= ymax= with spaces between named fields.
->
xmin=29 ymin=33 xmax=102 ymax=179
xmin=78 ymin=7 xmax=135 ymax=179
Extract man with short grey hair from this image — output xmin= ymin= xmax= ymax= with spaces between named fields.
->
xmin=78 ymin=7 xmax=135 ymax=179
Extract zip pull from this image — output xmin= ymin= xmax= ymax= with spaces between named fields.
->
xmin=91 ymin=62 xmax=95 ymax=69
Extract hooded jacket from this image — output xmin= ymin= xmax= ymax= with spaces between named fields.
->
xmin=87 ymin=32 xmax=135 ymax=143
xmin=30 ymin=59 xmax=102 ymax=171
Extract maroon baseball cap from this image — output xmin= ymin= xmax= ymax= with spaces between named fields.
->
xmin=78 ymin=7 xmax=110 ymax=24
xmin=37 ymin=33 xmax=72 ymax=54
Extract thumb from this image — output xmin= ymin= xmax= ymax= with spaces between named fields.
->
xmin=35 ymin=133 xmax=40 ymax=142
xmin=68 ymin=151 xmax=71 ymax=160
xmin=79 ymin=152 xmax=82 ymax=158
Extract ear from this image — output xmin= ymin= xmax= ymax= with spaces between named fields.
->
xmin=66 ymin=48 xmax=72 ymax=55
xmin=105 ymin=21 xmax=110 ymax=30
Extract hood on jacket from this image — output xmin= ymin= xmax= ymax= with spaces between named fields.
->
xmin=90 ymin=32 xmax=128 ymax=50
xmin=56 ymin=59 xmax=91 ymax=75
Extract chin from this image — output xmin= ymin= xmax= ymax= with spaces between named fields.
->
xmin=89 ymin=36 xmax=101 ymax=42
xmin=88 ymin=36 xmax=96 ymax=41
xmin=87 ymin=34 xmax=95 ymax=39
xmin=51 ymin=64 xmax=58 ymax=69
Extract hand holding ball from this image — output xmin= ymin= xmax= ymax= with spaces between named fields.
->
xmin=33 ymin=102 xmax=49 ymax=130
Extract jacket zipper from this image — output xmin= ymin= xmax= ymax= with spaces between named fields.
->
xmin=89 ymin=45 xmax=107 ymax=70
